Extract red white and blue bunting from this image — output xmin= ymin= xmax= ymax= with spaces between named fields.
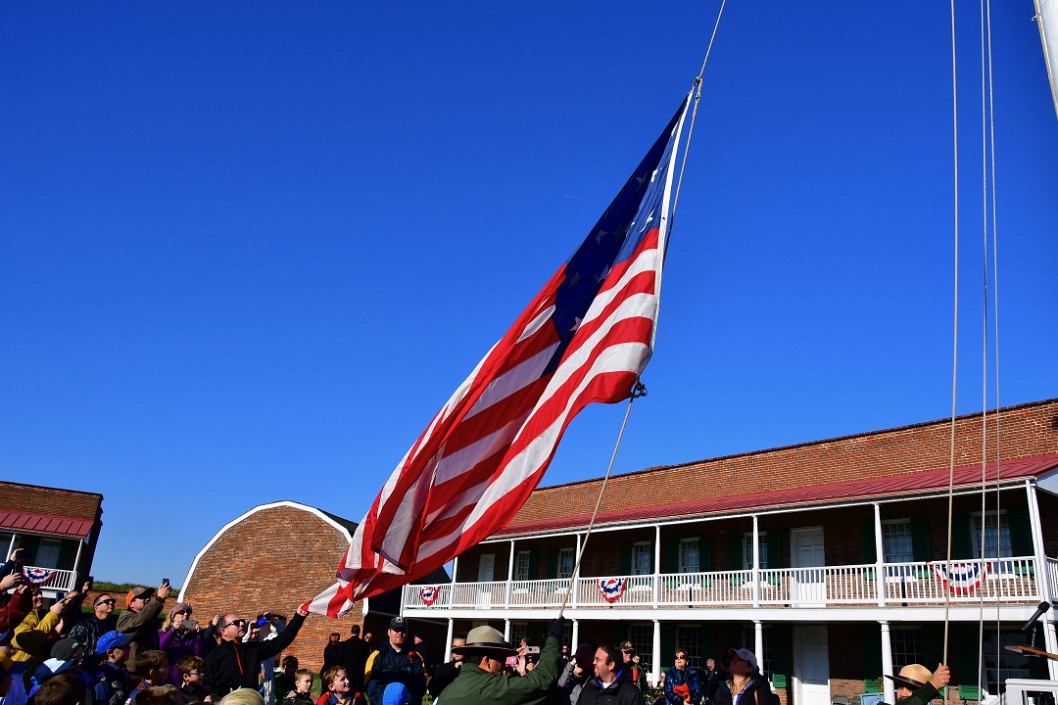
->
xmin=21 ymin=567 xmax=54 ymax=585
xmin=419 ymin=585 xmax=439 ymax=606
xmin=931 ymin=561 xmax=988 ymax=594
xmin=597 ymin=578 xmax=627 ymax=603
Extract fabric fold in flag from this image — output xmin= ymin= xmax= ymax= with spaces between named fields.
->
xmin=307 ymin=95 xmax=692 ymax=616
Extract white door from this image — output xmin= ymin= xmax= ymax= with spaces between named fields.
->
xmin=794 ymin=625 xmax=830 ymax=705
xmin=477 ymin=554 xmax=495 ymax=607
xmin=790 ymin=527 xmax=826 ymax=605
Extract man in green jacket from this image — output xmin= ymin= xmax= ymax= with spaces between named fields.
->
xmin=885 ymin=663 xmax=951 ymax=705
xmin=438 ymin=618 xmax=565 ymax=705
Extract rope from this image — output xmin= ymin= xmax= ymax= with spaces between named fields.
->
xmin=976 ymin=0 xmax=990 ymax=694
xmin=667 ymin=0 xmax=729 ymax=257
xmin=942 ymin=0 xmax=961 ymax=666
xmin=558 ymin=382 xmax=647 ymax=616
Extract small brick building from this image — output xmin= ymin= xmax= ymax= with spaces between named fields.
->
xmin=178 ymin=500 xmax=449 ymax=672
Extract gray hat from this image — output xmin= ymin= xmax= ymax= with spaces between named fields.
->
xmin=451 ymin=626 xmax=517 ymax=658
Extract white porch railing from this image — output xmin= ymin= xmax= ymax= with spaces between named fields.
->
xmin=402 ymin=556 xmax=1050 ymax=611
xmin=24 ymin=566 xmax=77 ymax=595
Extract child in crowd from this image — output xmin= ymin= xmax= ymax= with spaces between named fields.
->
xmin=317 ymin=666 xmax=352 ymax=705
xmin=94 ymin=631 xmax=135 ymax=705
xmin=282 ymin=669 xmax=315 ymax=705
xmin=127 ymin=651 xmax=170 ymax=705
xmin=175 ymin=655 xmax=208 ymax=704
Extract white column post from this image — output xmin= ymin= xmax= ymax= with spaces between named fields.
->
xmin=504 ymin=619 xmax=511 ymax=642
xmin=451 ymin=555 xmax=459 ymax=606
xmin=754 ymin=621 xmax=763 ymax=668
xmin=653 ymin=620 xmax=662 ymax=688
xmin=6 ymin=534 xmax=15 ymax=560
xmin=880 ymin=621 xmax=894 ymax=705
xmin=444 ymin=619 xmax=455 ymax=661
xmin=506 ymin=540 xmax=516 ymax=608
xmin=654 ymin=524 xmax=662 ymax=608
xmin=72 ymin=539 xmax=85 ymax=587
xmin=752 ymin=516 xmax=761 ymax=607
xmin=571 ymin=620 xmax=580 ymax=653
xmin=874 ymin=503 xmax=886 ymax=607
xmin=573 ymin=533 xmax=582 ymax=609
xmin=1026 ymin=481 xmax=1058 ymax=678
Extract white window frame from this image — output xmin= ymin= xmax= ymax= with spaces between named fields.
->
xmin=632 ymin=542 xmax=652 ymax=576
xmin=514 ymin=551 xmax=530 ymax=582
xmin=972 ymin=510 xmax=1014 ymax=575
xmin=557 ymin=548 xmax=575 ymax=580
xmin=675 ymin=625 xmax=701 ymax=669
xmin=35 ymin=538 xmax=62 ymax=569
xmin=742 ymin=533 xmax=768 ymax=570
xmin=678 ymin=538 xmax=700 ymax=574
xmin=882 ymin=519 xmax=914 ymax=563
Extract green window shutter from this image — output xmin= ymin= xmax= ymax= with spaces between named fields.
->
xmin=911 ymin=517 xmax=932 ymax=561
xmin=1008 ymin=507 xmax=1034 ymax=556
xmin=766 ymin=531 xmax=782 ymax=568
xmin=922 ymin=624 xmax=944 ymax=665
xmin=546 ymin=549 xmax=558 ymax=579
xmin=861 ymin=624 xmax=882 ymax=680
xmin=729 ymin=533 xmax=743 ymax=571
xmin=666 ymin=539 xmax=679 ymax=573
xmin=952 ymin=514 xmax=973 ymax=559
xmin=952 ymin=624 xmax=980 ymax=685
xmin=700 ymin=537 xmax=713 ymax=571
xmin=648 ymin=541 xmax=656 ymax=573
xmin=701 ymin=624 xmax=717 ymax=660
xmin=620 ymin=543 xmax=632 ymax=575
xmin=769 ymin=625 xmax=791 ymax=682
xmin=57 ymin=540 xmax=74 ymax=570
xmin=661 ymin=624 xmax=676 ymax=666
xmin=527 ymin=550 xmax=538 ymax=580
xmin=863 ymin=523 xmax=877 ymax=563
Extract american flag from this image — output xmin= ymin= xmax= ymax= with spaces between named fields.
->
xmin=307 ymin=96 xmax=690 ymax=617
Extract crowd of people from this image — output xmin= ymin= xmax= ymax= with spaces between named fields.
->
xmin=1 ymin=548 xmax=953 ymax=705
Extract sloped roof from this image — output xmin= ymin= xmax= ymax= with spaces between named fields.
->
xmin=496 ymin=453 xmax=1058 ymax=537
xmin=0 ymin=510 xmax=96 ymax=539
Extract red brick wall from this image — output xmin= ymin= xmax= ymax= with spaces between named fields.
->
xmin=510 ymin=399 xmax=1058 ymax=527
xmin=0 ymin=481 xmax=103 ymax=521
xmin=181 ymin=504 xmax=363 ymax=672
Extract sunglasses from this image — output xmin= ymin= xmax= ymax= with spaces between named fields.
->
xmin=223 ymin=619 xmax=247 ymax=629
xmin=96 ymin=598 xmax=117 ymax=606
xmin=675 ymin=655 xmax=688 ymax=660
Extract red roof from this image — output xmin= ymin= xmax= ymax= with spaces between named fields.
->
xmin=496 ymin=453 xmax=1058 ymax=537
xmin=0 ymin=510 xmax=94 ymax=539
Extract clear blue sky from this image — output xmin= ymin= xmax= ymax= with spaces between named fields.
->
xmin=2 ymin=2 xmax=1056 ymax=587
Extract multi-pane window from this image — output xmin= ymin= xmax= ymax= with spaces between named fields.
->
xmin=883 ymin=519 xmax=914 ymax=563
xmin=890 ymin=627 xmax=923 ymax=667
xmin=558 ymin=548 xmax=575 ymax=579
xmin=983 ymin=631 xmax=1030 ymax=693
xmin=0 ymin=533 xmax=15 ymax=559
xmin=510 ymin=622 xmax=527 ymax=647
xmin=35 ymin=539 xmax=61 ymax=569
xmin=675 ymin=625 xmax=701 ymax=669
xmin=973 ymin=511 xmax=1014 ymax=573
xmin=629 ymin=623 xmax=652 ymax=665
xmin=632 ymin=542 xmax=652 ymax=575
xmin=514 ymin=551 xmax=530 ymax=581
xmin=679 ymin=538 xmax=700 ymax=573
xmin=742 ymin=533 xmax=768 ymax=569
xmin=740 ymin=627 xmax=772 ymax=677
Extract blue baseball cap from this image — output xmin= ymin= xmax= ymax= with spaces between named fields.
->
xmin=96 ymin=630 xmax=134 ymax=653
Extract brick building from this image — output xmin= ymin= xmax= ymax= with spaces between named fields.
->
xmin=0 ymin=481 xmax=104 ymax=599
xmin=178 ymin=500 xmax=449 ymax=672
xmin=400 ymin=398 xmax=1058 ymax=705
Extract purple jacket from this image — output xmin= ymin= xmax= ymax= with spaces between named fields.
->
xmin=160 ymin=625 xmax=216 ymax=685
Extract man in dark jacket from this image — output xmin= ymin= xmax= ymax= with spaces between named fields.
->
xmin=426 ymin=635 xmax=465 ymax=699
xmin=338 ymin=624 xmax=369 ymax=693
xmin=69 ymin=593 xmax=119 ymax=658
xmin=885 ymin=663 xmax=950 ymax=705
xmin=579 ymin=644 xmax=644 ymax=705
xmin=203 ymin=606 xmax=308 ymax=699
xmin=364 ymin=617 xmax=426 ymax=705
xmin=439 ymin=620 xmax=564 ymax=705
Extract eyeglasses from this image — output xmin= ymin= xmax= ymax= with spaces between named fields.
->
xmin=675 ymin=655 xmax=688 ymax=660
xmin=175 ymin=611 xmax=191 ymax=617
xmin=223 ymin=619 xmax=247 ymax=629
xmin=96 ymin=598 xmax=116 ymax=606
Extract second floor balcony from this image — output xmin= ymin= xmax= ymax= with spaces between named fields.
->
xmin=403 ymin=555 xmax=1057 ymax=611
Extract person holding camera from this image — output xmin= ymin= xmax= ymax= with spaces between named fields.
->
xmin=439 ymin=618 xmax=564 ymax=705
xmin=203 ymin=606 xmax=308 ymax=700
xmin=116 ymin=582 xmax=173 ymax=664
xmin=160 ymin=603 xmax=218 ymax=685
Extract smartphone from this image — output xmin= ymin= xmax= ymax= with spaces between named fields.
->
xmin=525 ymin=646 xmax=540 ymax=655
xmin=162 ymin=578 xmax=170 ymax=586
xmin=86 ymin=576 xmax=94 ymax=590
